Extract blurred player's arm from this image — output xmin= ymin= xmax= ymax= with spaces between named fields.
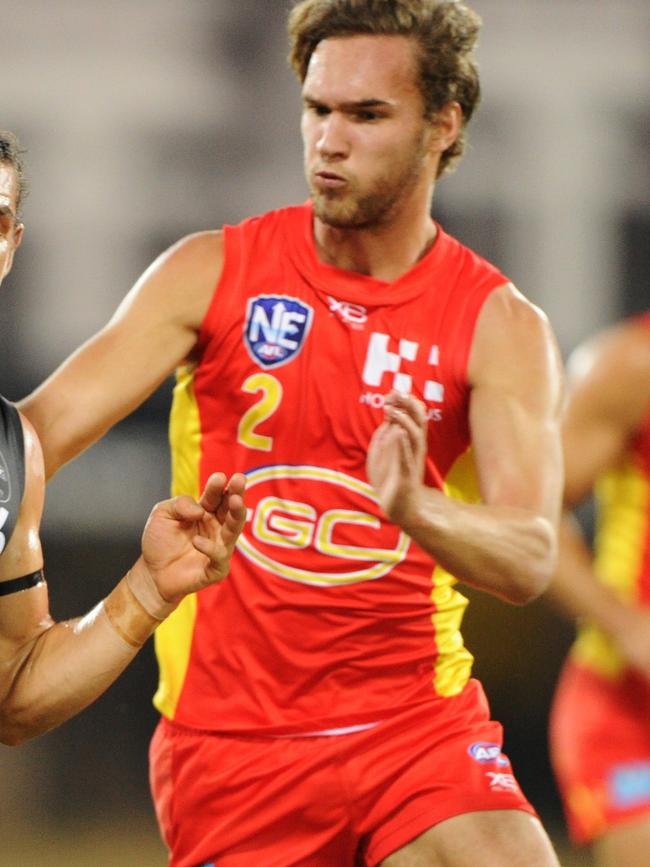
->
xmin=18 ymin=230 xmax=224 ymax=478
xmin=0 ymin=416 xmax=245 ymax=746
xmin=546 ymin=321 xmax=650 ymax=677
xmin=367 ymin=283 xmax=563 ymax=605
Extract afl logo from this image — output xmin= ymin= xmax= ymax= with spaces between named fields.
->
xmin=237 ymin=465 xmax=410 ymax=586
xmin=468 ymin=742 xmax=509 ymax=766
xmin=0 ymin=449 xmax=11 ymax=504
xmin=244 ymin=295 xmax=314 ymax=369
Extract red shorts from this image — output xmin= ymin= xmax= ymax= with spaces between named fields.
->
xmin=149 ymin=679 xmax=536 ymax=867
xmin=549 ymin=660 xmax=650 ymax=844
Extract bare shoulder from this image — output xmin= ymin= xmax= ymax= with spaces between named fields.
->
xmin=569 ymin=317 xmax=650 ymax=386
xmin=473 ymin=282 xmax=554 ymax=345
xmin=468 ymin=283 xmax=562 ymax=396
xmin=18 ymin=412 xmax=45 ymax=483
xmin=117 ymin=229 xmax=225 ymax=332
xmin=156 ymin=229 xmax=224 ymax=273
xmin=566 ymin=316 xmax=650 ymax=426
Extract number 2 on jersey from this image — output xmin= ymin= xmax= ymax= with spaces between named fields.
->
xmin=237 ymin=374 xmax=283 ymax=452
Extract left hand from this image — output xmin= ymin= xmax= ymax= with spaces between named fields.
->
xmin=366 ymin=391 xmax=427 ymax=528
xmin=135 ymin=472 xmax=247 ymax=611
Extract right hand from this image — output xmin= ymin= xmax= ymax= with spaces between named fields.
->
xmin=132 ymin=472 xmax=247 ymax=616
xmin=366 ymin=391 xmax=428 ymax=529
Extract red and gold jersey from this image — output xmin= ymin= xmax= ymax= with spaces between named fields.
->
xmin=572 ymin=313 xmax=650 ymax=678
xmin=154 ymin=202 xmax=508 ymax=733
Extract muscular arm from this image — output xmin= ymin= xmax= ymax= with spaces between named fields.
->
xmin=367 ymin=284 xmax=564 ymax=605
xmin=546 ymin=320 xmax=650 ymax=676
xmin=0 ymin=415 xmax=245 ymax=746
xmin=18 ymin=230 xmax=224 ymax=478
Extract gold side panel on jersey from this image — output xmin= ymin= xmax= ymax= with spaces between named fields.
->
xmin=431 ymin=449 xmax=479 ymax=696
xmin=573 ymin=457 xmax=650 ymax=678
xmin=152 ymin=365 xmax=201 ymax=719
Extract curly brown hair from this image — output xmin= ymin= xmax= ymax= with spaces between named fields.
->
xmin=0 ymin=130 xmax=27 ymax=216
xmin=288 ymin=0 xmax=482 ymax=177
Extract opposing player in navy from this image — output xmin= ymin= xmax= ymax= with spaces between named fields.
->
xmin=0 ymin=130 xmax=246 ymax=745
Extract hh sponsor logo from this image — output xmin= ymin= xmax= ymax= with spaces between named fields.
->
xmin=244 ymin=295 xmax=313 ymax=369
xmin=237 ymin=465 xmax=410 ymax=586
xmin=360 ymin=332 xmax=444 ymax=421
xmin=468 ymin=742 xmax=509 ymax=767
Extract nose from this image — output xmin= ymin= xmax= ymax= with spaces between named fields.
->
xmin=316 ymin=113 xmax=349 ymax=161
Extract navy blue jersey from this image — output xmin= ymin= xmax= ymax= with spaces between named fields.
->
xmin=0 ymin=394 xmax=25 ymax=555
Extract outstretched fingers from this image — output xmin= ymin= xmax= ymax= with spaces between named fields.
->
xmin=192 ymin=474 xmax=247 ymax=578
xmin=385 ymin=392 xmax=427 ymax=464
xmin=200 ymin=472 xmax=247 ymax=524
xmin=217 ymin=492 xmax=247 ymax=549
xmin=385 ymin=390 xmax=427 ymax=425
xmin=199 ymin=472 xmax=228 ymax=512
xmin=166 ymin=494 xmax=207 ymax=524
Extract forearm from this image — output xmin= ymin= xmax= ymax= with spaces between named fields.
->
xmin=404 ymin=486 xmax=556 ymax=604
xmin=0 ymin=570 xmax=162 ymax=746
xmin=546 ymin=514 xmax=632 ymax=635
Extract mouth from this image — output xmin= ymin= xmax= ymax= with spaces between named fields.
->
xmin=313 ymin=170 xmax=347 ymax=190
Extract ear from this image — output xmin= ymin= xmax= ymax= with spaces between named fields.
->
xmin=13 ymin=222 xmax=24 ymax=250
xmin=1 ymin=223 xmax=24 ymax=281
xmin=428 ymin=100 xmax=462 ymax=154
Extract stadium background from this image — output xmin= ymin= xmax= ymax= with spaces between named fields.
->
xmin=1 ymin=1 xmax=648 ymax=863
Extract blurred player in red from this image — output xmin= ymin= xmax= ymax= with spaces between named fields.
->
xmin=549 ymin=313 xmax=650 ymax=867
xmin=20 ymin=3 xmax=564 ymax=865
xmin=0 ymin=130 xmax=246 ymax=745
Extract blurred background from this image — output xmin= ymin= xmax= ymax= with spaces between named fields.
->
xmin=1 ymin=0 xmax=648 ymax=864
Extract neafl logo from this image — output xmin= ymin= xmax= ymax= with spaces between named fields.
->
xmin=237 ymin=465 xmax=410 ymax=586
xmin=244 ymin=295 xmax=313 ymax=369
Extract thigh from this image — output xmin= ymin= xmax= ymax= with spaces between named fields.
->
xmin=550 ymin=661 xmax=650 ymax=845
xmin=351 ymin=681 xmax=539 ymax=867
xmin=379 ymin=810 xmax=560 ymax=867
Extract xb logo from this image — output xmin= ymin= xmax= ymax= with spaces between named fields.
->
xmin=244 ymin=294 xmax=313 ymax=369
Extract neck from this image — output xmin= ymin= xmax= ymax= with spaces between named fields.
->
xmin=312 ymin=191 xmax=437 ymax=283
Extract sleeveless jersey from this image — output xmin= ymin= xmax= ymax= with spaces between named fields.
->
xmin=0 ymin=395 xmax=25 ymax=556
xmin=572 ymin=313 xmax=650 ymax=678
xmin=154 ymin=202 xmax=509 ymax=734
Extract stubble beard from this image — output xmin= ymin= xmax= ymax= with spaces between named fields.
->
xmin=309 ymin=132 xmax=429 ymax=231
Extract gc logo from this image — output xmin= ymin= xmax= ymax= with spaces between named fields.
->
xmin=237 ymin=465 xmax=410 ymax=586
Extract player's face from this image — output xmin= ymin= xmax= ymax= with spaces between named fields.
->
xmin=301 ymin=34 xmax=439 ymax=229
xmin=0 ymin=163 xmax=23 ymax=288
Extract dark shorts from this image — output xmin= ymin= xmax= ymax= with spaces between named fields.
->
xmin=550 ymin=660 xmax=650 ymax=843
xmin=150 ymin=679 xmax=536 ymax=867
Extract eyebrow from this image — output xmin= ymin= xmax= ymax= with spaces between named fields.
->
xmin=303 ymin=95 xmax=395 ymax=111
